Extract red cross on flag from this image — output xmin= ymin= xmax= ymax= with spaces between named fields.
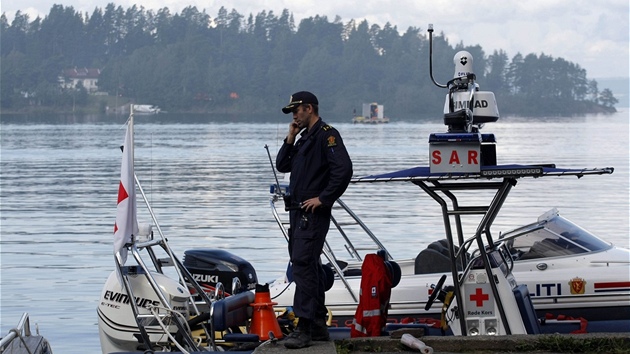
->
xmin=113 ymin=118 xmax=138 ymax=265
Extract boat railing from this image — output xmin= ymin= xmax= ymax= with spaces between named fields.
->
xmin=270 ymin=194 xmax=358 ymax=301
xmin=266 ymin=145 xmax=389 ymax=303
xmin=270 ymin=191 xmax=396 ymax=303
xmin=113 ymin=238 xmax=209 ymax=351
xmin=269 ymin=183 xmax=391 ymax=261
xmin=110 ymin=169 xmax=219 ymax=351
xmin=0 ymin=313 xmax=35 ymax=351
xmin=332 ymin=199 xmax=393 ymax=261
xmin=134 ymin=172 xmax=216 ymax=312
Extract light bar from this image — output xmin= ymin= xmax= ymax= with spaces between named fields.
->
xmin=481 ymin=167 xmax=543 ymax=178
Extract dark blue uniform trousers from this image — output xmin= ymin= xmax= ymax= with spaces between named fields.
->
xmin=288 ymin=208 xmax=331 ymax=325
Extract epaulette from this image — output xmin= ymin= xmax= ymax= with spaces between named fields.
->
xmin=322 ymin=124 xmax=337 ymax=147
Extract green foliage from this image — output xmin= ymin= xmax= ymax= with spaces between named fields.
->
xmin=0 ymin=5 xmax=616 ymax=116
xmin=599 ymin=88 xmax=618 ymax=108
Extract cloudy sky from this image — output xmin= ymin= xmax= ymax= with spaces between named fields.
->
xmin=3 ymin=0 xmax=628 ymax=79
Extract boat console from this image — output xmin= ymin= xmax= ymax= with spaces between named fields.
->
xmin=400 ymin=25 xmax=564 ymax=336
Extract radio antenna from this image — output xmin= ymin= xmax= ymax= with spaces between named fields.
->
xmin=264 ymin=144 xmax=282 ymax=196
xmin=428 ymin=24 xmax=447 ymax=89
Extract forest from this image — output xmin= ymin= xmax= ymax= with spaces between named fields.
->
xmin=0 ymin=4 xmax=619 ymax=118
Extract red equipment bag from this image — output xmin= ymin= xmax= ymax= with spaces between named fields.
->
xmin=350 ymin=253 xmax=393 ymax=337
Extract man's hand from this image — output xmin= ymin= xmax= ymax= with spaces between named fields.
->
xmin=301 ymin=197 xmax=322 ymax=213
xmin=286 ymin=122 xmax=300 ymax=144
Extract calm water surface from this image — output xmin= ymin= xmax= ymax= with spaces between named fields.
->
xmin=1 ymin=112 xmax=628 ymax=353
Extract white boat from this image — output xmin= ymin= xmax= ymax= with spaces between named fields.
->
xmin=260 ymin=26 xmax=630 ymax=335
xmin=0 ymin=313 xmax=53 ymax=354
xmin=96 ymin=27 xmax=629 ymax=353
xmin=132 ymin=104 xmax=161 ymax=114
xmin=97 ymin=112 xmax=263 ymax=354
xmin=266 ymin=191 xmax=630 ymax=332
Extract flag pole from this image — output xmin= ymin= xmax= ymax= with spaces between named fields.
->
xmin=114 ymin=106 xmax=138 ymax=266
xmin=112 ymin=105 xmax=155 ymax=350
xmin=112 ymin=106 xmax=210 ymax=350
xmin=130 ymin=105 xmax=134 ymax=180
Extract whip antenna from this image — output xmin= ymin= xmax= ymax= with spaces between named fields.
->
xmin=264 ymin=145 xmax=282 ymax=195
xmin=428 ymin=24 xmax=447 ymax=89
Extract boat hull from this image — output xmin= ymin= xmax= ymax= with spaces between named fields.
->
xmin=268 ymin=246 xmax=630 ymax=329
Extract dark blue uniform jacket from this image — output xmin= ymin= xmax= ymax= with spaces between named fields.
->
xmin=276 ymin=118 xmax=353 ymax=207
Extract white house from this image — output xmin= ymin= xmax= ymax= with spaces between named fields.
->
xmin=60 ymin=67 xmax=101 ymax=93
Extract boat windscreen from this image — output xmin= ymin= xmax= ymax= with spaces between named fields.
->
xmin=545 ymin=215 xmax=611 ymax=252
xmin=501 ymin=213 xmax=613 ymax=261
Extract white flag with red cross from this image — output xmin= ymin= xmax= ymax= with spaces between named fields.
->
xmin=113 ymin=118 xmax=138 ymax=265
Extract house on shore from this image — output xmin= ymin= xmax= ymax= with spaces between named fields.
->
xmin=59 ymin=67 xmax=101 ymax=93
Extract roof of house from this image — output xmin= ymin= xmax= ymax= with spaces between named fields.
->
xmin=62 ymin=68 xmax=101 ymax=79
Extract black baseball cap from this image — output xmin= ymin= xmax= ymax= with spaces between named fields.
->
xmin=282 ymin=91 xmax=319 ymax=114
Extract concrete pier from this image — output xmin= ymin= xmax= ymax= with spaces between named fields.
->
xmin=253 ymin=331 xmax=630 ymax=354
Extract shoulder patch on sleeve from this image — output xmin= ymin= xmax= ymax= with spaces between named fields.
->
xmin=327 ymin=135 xmax=337 ymax=147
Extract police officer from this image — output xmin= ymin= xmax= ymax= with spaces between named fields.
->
xmin=276 ymin=91 xmax=353 ymax=349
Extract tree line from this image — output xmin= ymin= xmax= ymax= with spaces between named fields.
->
xmin=0 ymin=4 xmax=618 ymax=118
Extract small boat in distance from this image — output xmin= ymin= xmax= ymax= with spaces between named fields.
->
xmin=132 ymin=104 xmax=161 ymax=114
xmin=352 ymin=102 xmax=390 ymax=124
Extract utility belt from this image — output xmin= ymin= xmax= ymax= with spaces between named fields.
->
xmin=283 ymin=192 xmax=317 ymax=211
xmin=283 ymin=196 xmax=308 ymax=229
xmin=283 ymin=195 xmax=302 ymax=211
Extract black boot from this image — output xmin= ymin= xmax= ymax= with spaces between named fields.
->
xmin=283 ymin=319 xmax=312 ymax=349
xmin=311 ymin=317 xmax=330 ymax=341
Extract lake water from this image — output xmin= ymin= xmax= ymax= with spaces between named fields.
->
xmin=1 ymin=111 xmax=628 ymax=353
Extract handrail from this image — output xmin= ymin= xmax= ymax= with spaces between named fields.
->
xmin=269 ymin=194 xmax=359 ymax=302
xmin=107 ymin=159 xmax=216 ymax=351
xmin=0 ymin=313 xmax=35 ymax=352
xmin=334 ymin=199 xmax=393 ymax=260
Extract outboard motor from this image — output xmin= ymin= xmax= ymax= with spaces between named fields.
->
xmin=183 ymin=249 xmax=258 ymax=295
xmin=97 ymin=267 xmax=192 ymax=354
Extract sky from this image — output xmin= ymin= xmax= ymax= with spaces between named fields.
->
xmin=2 ymin=0 xmax=629 ymax=79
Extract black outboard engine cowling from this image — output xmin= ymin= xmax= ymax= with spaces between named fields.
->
xmin=183 ymin=249 xmax=258 ymax=295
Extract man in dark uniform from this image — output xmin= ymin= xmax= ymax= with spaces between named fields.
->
xmin=276 ymin=91 xmax=353 ymax=349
